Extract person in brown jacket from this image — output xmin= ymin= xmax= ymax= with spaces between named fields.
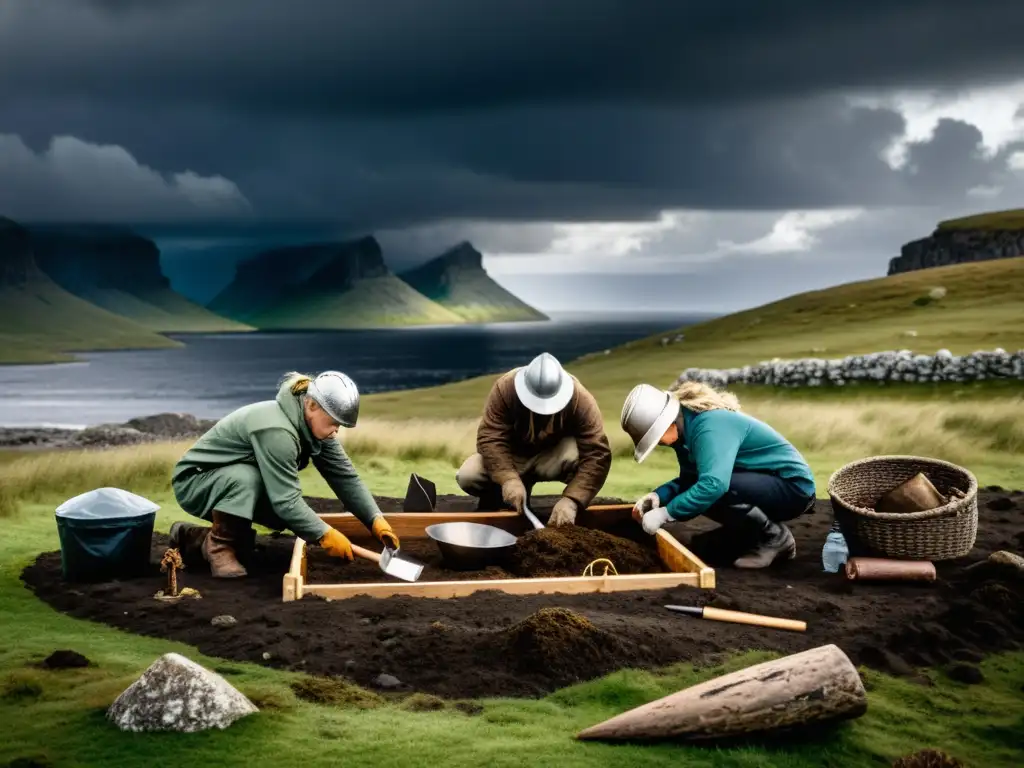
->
xmin=455 ymin=352 xmax=613 ymax=525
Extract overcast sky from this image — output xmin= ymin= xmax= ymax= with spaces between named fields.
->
xmin=3 ymin=0 xmax=1024 ymax=311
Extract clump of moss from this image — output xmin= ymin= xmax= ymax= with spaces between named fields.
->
xmin=400 ymin=693 xmax=447 ymax=712
xmin=290 ymin=675 xmax=383 ymax=709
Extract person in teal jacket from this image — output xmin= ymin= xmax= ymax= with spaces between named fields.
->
xmin=620 ymin=381 xmax=816 ymax=568
xmin=169 ymin=370 xmax=400 ymax=578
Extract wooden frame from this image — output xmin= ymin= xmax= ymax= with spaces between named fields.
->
xmin=282 ymin=505 xmax=715 ymax=602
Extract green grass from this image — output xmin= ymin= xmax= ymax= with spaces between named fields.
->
xmin=937 ymin=207 xmax=1024 ymax=231
xmin=1 ymin=457 xmax=1022 ymax=767
xmin=0 ymin=278 xmax=183 ymax=364
xmin=246 ymin=275 xmax=468 ymax=328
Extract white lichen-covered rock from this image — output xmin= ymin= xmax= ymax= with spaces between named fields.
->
xmin=107 ymin=653 xmax=258 ymax=733
xmin=674 ymin=348 xmax=1024 ymax=389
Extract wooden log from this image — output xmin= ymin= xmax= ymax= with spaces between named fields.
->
xmin=844 ymin=557 xmax=936 ymax=582
xmin=575 ymin=643 xmax=867 ymax=742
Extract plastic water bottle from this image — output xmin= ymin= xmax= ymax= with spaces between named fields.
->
xmin=821 ymin=520 xmax=849 ymax=573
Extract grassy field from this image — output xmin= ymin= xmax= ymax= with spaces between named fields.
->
xmin=78 ymin=287 xmax=254 ymax=333
xmin=0 ymin=443 xmax=1021 ymax=767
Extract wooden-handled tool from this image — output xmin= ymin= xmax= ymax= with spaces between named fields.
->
xmin=351 ymin=543 xmax=424 ymax=582
xmin=664 ymin=604 xmax=807 ymax=632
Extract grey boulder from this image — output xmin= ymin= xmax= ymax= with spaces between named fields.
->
xmin=107 ymin=652 xmax=258 ymax=733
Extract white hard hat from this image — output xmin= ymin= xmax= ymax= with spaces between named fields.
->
xmin=513 ymin=352 xmax=575 ymax=415
xmin=620 ymin=384 xmax=680 ymax=463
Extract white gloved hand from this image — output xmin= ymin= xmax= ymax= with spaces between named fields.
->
xmin=549 ymin=496 xmax=577 ymax=526
xmin=633 ymin=491 xmax=660 ymax=520
xmin=641 ymin=507 xmax=672 ymax=535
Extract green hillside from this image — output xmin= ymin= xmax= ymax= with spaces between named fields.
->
xmin=245 ymin=274 xmax=468 ymax=329
xmin=937 ymin=207 xmax=1024 ymax=231
xmin=364 ymin=256 xmax=1024 ymax=419
xmin=81 ymin=287 xmax=254 ymax=333
xmin=399 ymin=242 xmax=548 ymax=323
xmin=0 ymin=279 xmax=182 ymax=364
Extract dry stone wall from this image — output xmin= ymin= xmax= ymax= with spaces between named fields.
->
xmin=674 ymin=349 xmax=1024 ymax=389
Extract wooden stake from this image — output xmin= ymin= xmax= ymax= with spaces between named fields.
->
xmin=576 ymin=644 xmax=867 ymax=742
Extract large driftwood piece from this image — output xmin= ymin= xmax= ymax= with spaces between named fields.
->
xmin=575 ymin=644 xmax=867 ymax=742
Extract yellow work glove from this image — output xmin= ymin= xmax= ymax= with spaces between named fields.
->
xmin=319 ymin=527 xmax=354 ymax=561
xmin=372 ymin=517 xmax=400 ymax=550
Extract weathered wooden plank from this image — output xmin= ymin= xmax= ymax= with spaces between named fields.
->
xmin=301 ymin=571 xmax=700 ymax=600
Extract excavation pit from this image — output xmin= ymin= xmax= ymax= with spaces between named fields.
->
xmin=286 ymin=499 xmax=713 ymax=602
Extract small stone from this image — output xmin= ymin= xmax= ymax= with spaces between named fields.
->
xmin=106 ymin=652 xmax=258 ymax=732
xmin=262 ymin=652 xmax=272 ymax=660
xmin=344 ymin=660 xmax=357 ymax=673
xmin=946 ymin=663 xmax=984 ymax=685
xmin=372 ymin=673 xmax=402 ymax=689
xmin=211 ymin=615 xmax=237 ymax=628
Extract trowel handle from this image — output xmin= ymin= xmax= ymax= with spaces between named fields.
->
xmin=350 ymin=543 xmax=381 ymax=563
xmin=522 ymin=504 xmax=545 ymax=530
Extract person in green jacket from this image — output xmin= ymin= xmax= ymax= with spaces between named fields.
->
xmin=169 ymin=370 xmax=400 ymax=578
xmin=620 ymin=381 xmax=816 ymax=569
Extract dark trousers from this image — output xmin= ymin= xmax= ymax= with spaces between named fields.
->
xmin=673 ymin=468 xmax=815 ymax=527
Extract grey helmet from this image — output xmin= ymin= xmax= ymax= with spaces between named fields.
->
xmin=513 ymin=352 xmax=575 ymax=415
xmin=306 ymin=370 xmax=360 ymax=428
xmin=620 ymin=384 xmax=680 ymax=463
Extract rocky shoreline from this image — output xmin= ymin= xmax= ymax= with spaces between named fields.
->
xmin=0 ymin=413 xmax=217 ymax=452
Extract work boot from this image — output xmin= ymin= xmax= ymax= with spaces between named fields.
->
xmin=201 ymin=511 xmax=251 ymax=578
xmin=733 ymin=521 xmax=796 ymax=569
xmin=168 ymin=520 xmax=211 ymax=567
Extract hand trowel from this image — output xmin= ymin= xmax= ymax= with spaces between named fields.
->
xmin=351 ymin=544 xmax=425 ymax=582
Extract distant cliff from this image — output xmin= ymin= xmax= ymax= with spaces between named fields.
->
xmin=26 ymin=224 xmax=251 ymax=332
xmin=398 ymin=241 xmax=548 ymax=323
xmin=210 ymin=235 xmax=465 ymax=328
xmin=0 ymin=217 xmax=181 ymax=363
xmin=888 ymin=214 xmax=1024 ymax=275
xmin=0 ymin=216 xmax=42 ymax=287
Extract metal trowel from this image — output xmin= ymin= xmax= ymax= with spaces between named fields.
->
xmin=522 ymin=502 xmax=545 ymax=531
xmin=352 ymin=543 xmax=425 ymax=582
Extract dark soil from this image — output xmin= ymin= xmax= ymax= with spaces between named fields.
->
xmin=21 ymin=491 xmax=1024 ymax=699
xmin=39 ymin=650 xmax=90 ymax=669
xmin=506 ymin=527 xmax=665 ymax=577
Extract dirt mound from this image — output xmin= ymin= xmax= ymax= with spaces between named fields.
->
xmin=506 ymin=527 xmax=665 ymax=577
xmin=502 ymin=607 xmax=636 ymax=684
xmin=20 ymin=491 xmax=1024 ymax=699
xmin=39 ymin=650 xmax=90 ymax=669
xmin=892 ymin=749 xmax=965 ymax=768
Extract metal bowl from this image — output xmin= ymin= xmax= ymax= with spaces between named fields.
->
xmin=425 ymin=521 xmax=517 ymax=571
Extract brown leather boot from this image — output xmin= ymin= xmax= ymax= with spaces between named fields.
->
xmin=201 ymin=511 xmax=250 ymax=578
xmin=168 ymin=521 xmax=211 ymax=567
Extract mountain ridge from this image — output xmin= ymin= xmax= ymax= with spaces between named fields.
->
xmin=398 ymin=241 xmax=548 ymax=323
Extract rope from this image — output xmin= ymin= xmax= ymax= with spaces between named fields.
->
xmin=582 ymin=558 xmax=618 ymax=577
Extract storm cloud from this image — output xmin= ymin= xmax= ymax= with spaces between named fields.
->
xmin=2 ymin=0 xmax=1024 ymax=312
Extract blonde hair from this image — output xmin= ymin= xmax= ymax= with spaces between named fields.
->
xmin=280 ymin=371 xmax=313 ymax=395
xmin=668 ymin=380 xmax=741 ymax=413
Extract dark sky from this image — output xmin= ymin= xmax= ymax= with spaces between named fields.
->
xmin=2 ymin=1 xmax=1024 ymax=309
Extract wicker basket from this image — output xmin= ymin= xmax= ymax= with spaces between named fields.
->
xmin=827 ymin=455 xmax=978 ymax=561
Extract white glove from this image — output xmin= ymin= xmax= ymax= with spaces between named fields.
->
xmin=633 ymin=491 xmax=660 ymax=516
xmin=641 ymin=507 xmax=672 ymax=535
